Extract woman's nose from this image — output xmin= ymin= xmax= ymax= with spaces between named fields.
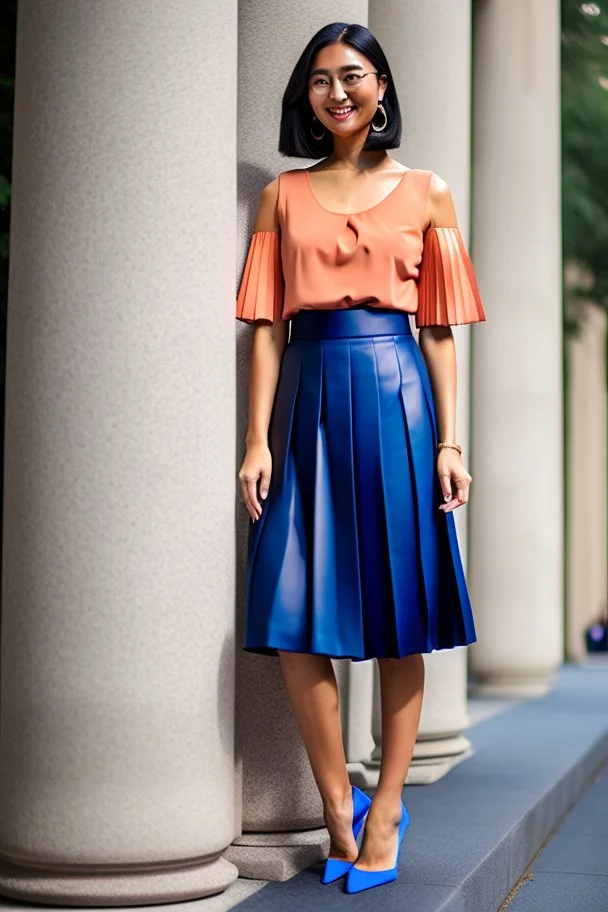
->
xmin=328 ymin=77 xmax=348 ymax=103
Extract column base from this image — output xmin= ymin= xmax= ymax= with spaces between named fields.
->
xmin=348 ymin=734 xmax=473 ymax=787
xmin=225 ymin=828 xmax=329 ymax=882
xmin=0 ymin=854 xmax=238 ymax=906
xmin=472 ymin=672 xmax=557 ymax=698
xmin=407 ymin=734 xmax=473 ymax=784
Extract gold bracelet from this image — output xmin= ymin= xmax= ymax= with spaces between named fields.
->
xmin=437 ymin=441 xmax=463 ymax=456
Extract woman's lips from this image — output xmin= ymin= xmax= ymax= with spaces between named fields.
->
xmin=326 ymin=105 xmax=357 ymax=122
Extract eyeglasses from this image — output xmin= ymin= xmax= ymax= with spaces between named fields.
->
xmin=309 ymin=71 xmax=379 ymax=96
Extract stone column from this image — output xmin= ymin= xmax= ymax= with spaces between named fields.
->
xmin=228 ymin=0 xmax=369 ymax=882
xmin=338 ymin=658 xmax=375 ymax=775
xmin=0 ymin=1 xmax=238 ymax=905
xmin=469 ymin=0 xmax=564 ymax=695
xmin=364 ymin=0 xmax=475 ymax=784
xmin=566 ymin=300 xmax=608 ymax=661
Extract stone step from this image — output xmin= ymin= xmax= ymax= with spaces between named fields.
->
xmin=222 ymin=664 xmax=608 ymax=912
xmin=501 ymin=753 xmax=608 ymax=910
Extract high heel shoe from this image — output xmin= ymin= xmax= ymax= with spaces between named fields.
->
xmin=320 ymin=785 xmax=372 ymax=885
xmin=344 ymin=800 xmax=410 ymax=894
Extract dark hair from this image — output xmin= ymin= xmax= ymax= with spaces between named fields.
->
xmin=279 ymin=22 xmax=402 ymax=158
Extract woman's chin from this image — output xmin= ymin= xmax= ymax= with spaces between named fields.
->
xmin=322 ymin=118 xmax=369 ymax=139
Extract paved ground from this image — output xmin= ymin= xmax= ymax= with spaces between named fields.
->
xmin=505 ymin=762 xmax=608 ymax=912
xmin=0 ymin=665 xmax=606 ymax=912
xmin=226 ymin=665 xmax=608 ymax=912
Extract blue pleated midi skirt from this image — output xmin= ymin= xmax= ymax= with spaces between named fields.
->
xmin=243 ymin=306 xmax=476 ymax=661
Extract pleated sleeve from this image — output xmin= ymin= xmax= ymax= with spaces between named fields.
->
xmin=416 ymin=226 xmax=486 ymax=328
xmin=236 ymin=230 xmax=284 ymax=324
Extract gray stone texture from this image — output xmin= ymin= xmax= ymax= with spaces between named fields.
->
xmin=0 ymin=0 xmax=238 ymax=903
xmin=233 ymin=0 xmax=367 ymax=877
xmin=469 ymin=0 xmax=564 ymax=694
xmin=508 ymin=762 xmax=608 ymax=911
xmin=506 ymin=872 xmax=608 ymax=912
xmin=224 ymin=840 xmax=328 ymax=883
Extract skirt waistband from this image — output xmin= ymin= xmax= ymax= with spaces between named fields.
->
xmin=290 ymin=306 xmax=413 ymax=340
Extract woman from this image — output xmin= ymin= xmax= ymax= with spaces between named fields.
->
xmin=236 ymin=22 xmax=485 ymax=895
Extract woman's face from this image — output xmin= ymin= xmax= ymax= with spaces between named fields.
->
xmin=308 ymin=42 xmax=387 ymax=139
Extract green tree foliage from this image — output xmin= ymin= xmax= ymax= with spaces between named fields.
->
xmin=562 ymin=2 xmax=608 ymax=320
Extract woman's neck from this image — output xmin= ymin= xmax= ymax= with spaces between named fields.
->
xmin=325 ymin=136 xmax=390 ymax=172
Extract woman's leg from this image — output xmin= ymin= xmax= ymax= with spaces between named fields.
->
xmin=278 ymin=650 xmax=358 ymax=862
xmin=355 ymin=653 xmax=425 ymax=870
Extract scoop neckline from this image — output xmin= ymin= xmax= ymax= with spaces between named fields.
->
xmin=303 ymin=166 xmax=411 ymax=216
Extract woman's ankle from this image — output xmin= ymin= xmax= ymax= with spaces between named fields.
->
xmin=368 ymin=788 xmax=404 ymax=819
xmin=322 ymin=781 xmax=353 ymax=808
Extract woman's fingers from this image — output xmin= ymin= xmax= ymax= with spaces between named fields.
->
xmin=238 ymin=471 xmax=260 ymax=521
xmin=456 ymin=474 xmax=471 ymax=503
xmin=259 ymin=468 xmax=271 ymax=501
xmin=438 ymin=471 xmax=453 ymax=503
xmin=247 ymin=478 xmax=262 ymax=519
xmin=437 ymin=451 xmax=473 ymax=512
xmin=440 ymin=472 xmax=472 ymax=512
xmin=238 ymin=446 xmax=272 ymax=522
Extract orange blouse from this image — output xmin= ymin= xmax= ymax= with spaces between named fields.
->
xmin=236 ymin=168 xmax=486 ymax=328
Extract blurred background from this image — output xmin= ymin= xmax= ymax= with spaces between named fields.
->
xmin=561 ymin=1 xmax=608 ymax=658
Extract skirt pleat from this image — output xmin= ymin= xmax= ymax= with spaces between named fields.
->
xmin=394 ymin=339 xmax=441 ymax=650
xmin=244 ymin=306 xmax=476 ymax=661
xmin=375 ymin=338 xmax=427 ymax=655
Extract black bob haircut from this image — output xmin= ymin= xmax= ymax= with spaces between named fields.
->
xmin=279 ymin=22 xmax=402 ymax=159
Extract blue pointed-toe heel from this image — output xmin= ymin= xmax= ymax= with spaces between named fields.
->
xmin=344 ymin=800 xmax=410 ymax=894
xmin=320 ymin=785 xmax=372 ymax=885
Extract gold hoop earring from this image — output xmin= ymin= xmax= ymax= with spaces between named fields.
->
xmin=310 ymin=116 xmax=326 ymax=141
xmin=371 ymin=103 xmax=388 ymax=132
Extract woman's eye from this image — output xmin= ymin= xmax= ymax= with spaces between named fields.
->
xmin=344 ymin=74 xmax=360 ymax=83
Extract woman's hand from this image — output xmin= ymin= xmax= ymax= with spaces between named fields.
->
xmin=238 ymin=443 xmax=272 ymax=522
xmin=436 ymin=448 xmax=472 ymax=513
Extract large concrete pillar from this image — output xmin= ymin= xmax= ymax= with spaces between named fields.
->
xmin=228 ymin=0 xmax=369 ymax=882
xmin=0 ymin=2 xmax=238 ymax=904
xmin=338 ymin=658 xmax=375 ymax=773
xmin=364 ymin=0 xmax=475 ymax=784
xmin=566 ymin=300 xmax=608 ymax=661
xmin=470 ymin=0 xmax=564 ymax=695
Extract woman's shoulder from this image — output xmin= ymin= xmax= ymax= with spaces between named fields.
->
xmin=258 ymin=169 xmax=306 ymax=203
xmin=256 ymin=169 xmax=310 ymax=230
xmin=260 ymin=168 xmax=306 ymax=190
xmin=404 ymin=166 xmax=436 ymax=185
xmin=253 ymin=169 xmax=306 ymax=231
xmin=252 ymin=177 xmax=281 ymax=232
xmin=402 ymin=170 xmax=456 ymax=226
xmin=426 ymin=171 xmax=450 ymax=196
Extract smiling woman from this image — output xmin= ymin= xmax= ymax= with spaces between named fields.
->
xmin=307 ymin=50 xmax=388 ymax=144
xmin=279 ymin=23 xmax=402 ymax=158
xmin=236 ymin=20 xmax=486 ymax=897
xmin=309 ymin=67 xmax=382 ymax=126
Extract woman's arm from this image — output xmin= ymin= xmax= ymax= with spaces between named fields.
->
xmin=417 ymin=175 xmax=471 ymax=513
xmin=239 ymin=178 xmax=289 ymax=521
